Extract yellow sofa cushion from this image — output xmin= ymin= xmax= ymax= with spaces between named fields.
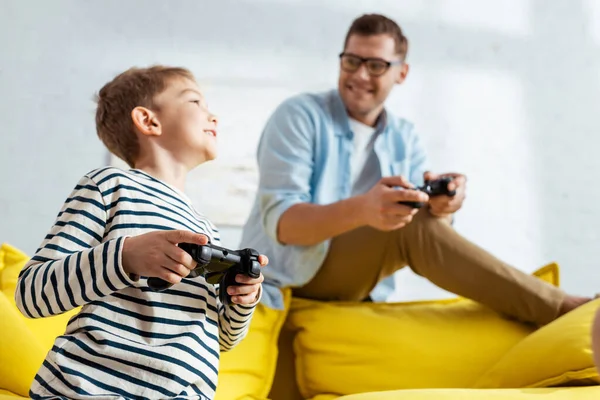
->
xmin=0 ymin=243 xmax=81 ymax=396
xmin=215 ymin=287 xmax=291 ymax=400
xmin=309 ymin=386 xmax=600 ymax=400
xmin=474 ymin=298 xmax=600 ymax=388
xmin=0 ymin=243 xmax=80 ymax=350
xmin=288 ymin=265 xmax=558 ymax=400
xmin=0 ymin=291 xmax=47 ymax=397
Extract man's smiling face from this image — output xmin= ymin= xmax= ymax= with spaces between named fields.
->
xmin=338 ymin=33 xmax=408 ymax=125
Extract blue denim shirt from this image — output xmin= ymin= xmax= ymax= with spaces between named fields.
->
xmin=239 ymin=89 xmax=429 ymax=309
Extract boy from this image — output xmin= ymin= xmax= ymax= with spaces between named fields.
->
xmin=15 ymin=66 xmax=267 ymax=400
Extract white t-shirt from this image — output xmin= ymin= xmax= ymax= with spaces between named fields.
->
xmin=349 ymin=118 xmax=377 ymax=187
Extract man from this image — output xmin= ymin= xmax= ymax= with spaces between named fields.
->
xmin=240 ymin=13 xmax=590 ymax=326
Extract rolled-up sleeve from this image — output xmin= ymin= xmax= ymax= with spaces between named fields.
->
xmin=256 ymin=96 xmax=316 ymax=244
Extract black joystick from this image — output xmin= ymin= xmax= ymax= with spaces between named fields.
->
xmin=399 ymin=177 xmax=457 ymax=209
xmin=147 ymin=242 xmax=262 ymax=306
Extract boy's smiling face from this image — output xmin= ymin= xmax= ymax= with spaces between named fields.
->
xmin=134 ymin=77 xmax=219 ymax=167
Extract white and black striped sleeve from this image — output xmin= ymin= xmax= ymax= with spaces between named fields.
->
xmin=217 ymin=285 xmax=261 ymax=352
xmin=15 ymin=175 xmax=135 ymax=319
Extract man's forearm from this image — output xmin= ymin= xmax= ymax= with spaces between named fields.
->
xmin=277 ymin=196 xmax=366 ymax=246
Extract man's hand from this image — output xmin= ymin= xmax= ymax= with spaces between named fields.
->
xmin=226 ymin=255 xmax=268 ymax=305
xmin=424 ymin=171 xmax=467 ymax=218
xmin=122 ymin=230 xmax=209 ymax=284
xmin=359 ymin=176 xmax=429 ymax=231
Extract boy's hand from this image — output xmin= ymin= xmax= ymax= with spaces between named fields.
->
xmin=122 ymin=230 xmax=208 ymax=284
xmin=227 ymin=255 xmax=268 ymax=305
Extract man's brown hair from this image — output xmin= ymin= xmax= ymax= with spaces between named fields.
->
xmin=344 ymin=14 xmax=409 ymax=58
xmin=95 ymin=65 xmax=195 ymax=167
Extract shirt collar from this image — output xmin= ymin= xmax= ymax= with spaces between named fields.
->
xmin=330 ymin=89 xmax=389 ymax=137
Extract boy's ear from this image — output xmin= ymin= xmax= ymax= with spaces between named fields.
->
xmin=131 ymin=106 xmax=161 ymax=137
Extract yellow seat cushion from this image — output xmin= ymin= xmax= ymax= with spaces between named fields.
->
xmin=0 ymin=389 xmax=28 ymax=400
xmin=288 ymin=265 xmax=559 ymax=400
xmin=474 ymin=298 xmax=600 ymax=388
xmin=214 ymin=287 xmax=291 ymax=400
xmin=309 ymin=386 xmax=600 ymax=399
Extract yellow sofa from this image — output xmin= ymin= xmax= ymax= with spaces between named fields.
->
xmin=2 ymin=243 xmax=600 ymax=400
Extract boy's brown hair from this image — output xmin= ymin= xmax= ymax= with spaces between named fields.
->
xmin=344 ymin=14 xmax=409 ymax=59
xmin=95 ymin=66 xmax=194 ymax=167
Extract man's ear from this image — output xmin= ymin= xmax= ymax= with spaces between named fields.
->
xmin=131 ymin=106 xmax=161 ymax=136
xmin=395 ymin=63 xmax=409 ymax=85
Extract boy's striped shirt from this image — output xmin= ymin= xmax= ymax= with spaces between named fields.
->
xmin=16 ymin=167 xmax=258 ymax=400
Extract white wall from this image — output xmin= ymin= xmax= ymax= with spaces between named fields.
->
xmin=2 ymin=0 xmax=600 ymax=301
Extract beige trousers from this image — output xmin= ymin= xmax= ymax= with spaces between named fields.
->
xmin=292 ymin=209 xmax=565 ymax=326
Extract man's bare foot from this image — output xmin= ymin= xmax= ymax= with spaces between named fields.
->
xmin=558 ymin=295 xmax=596 ymax=318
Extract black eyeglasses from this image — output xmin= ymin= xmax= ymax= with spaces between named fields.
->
xmin=339 ymin=52 xmax=402 ymax=77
